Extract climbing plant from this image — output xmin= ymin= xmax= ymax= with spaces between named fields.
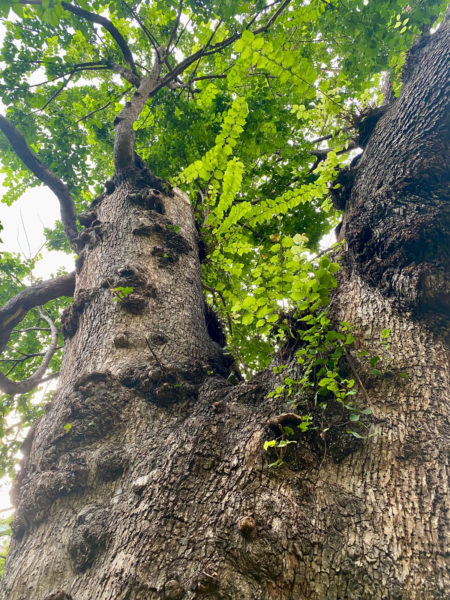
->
xmin=0 ymin=0 xmax=447 ymax=480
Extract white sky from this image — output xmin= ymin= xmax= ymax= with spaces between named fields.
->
xmin=0 ymin=8 xmax=339 ymax=523
xmin=0 ymin=186 xmax=72 ymax=517
xmin=0 ymin=182 xmax=75 ymax=277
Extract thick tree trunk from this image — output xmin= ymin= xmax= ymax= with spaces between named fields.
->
xmin=1 ymin=17 xmax=448 ymax=600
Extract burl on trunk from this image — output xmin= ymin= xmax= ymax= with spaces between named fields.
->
xmin=1 ymin=15 xmax=449 ymax=600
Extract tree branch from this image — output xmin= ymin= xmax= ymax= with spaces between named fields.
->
xmin=253 ymin=0 xmax=292 ymax=34
xmin=106 ymin=61 xmax=141 ymax=86
xmin=60 ymin=2 xmax=137 ymax=75
xmin=0 ymin=308 xmax=59 ymax=395
xmin=112 ymin=0 xmax=292 ymax=173
xmin=35 ymin=71 xmax=75 ymax=113
xmin=166 ymin=0 xmax=183 ymax=54
xmin=158 ymin=0 xmax=291 ymax=92
xmin=0 ymin=116 xmax=78 ymax=246
xmin=75 ymin=87 xmax=132 ymax=124
xmin=113 ymin=49 xmax=165 ymax=174
xmin=0 ymin=272 xmax=75 ymax=356
xmin=120 ymin=0 xmax=162 ymax=60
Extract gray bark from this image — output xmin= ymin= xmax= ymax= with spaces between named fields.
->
xmin=1 ymin=15 xmax=449 ymax=600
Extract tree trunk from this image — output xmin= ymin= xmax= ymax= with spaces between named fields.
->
xmin=1 ymin=17 xmax=448 ymax=600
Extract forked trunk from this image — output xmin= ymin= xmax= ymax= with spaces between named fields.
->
xmin=1 ymin=15 xmax=448 ymax=600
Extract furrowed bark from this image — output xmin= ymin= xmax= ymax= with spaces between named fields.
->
xmin=1 ymin=9 xmax=449 ymax=600
xmin=0 ymin=116 xmax=78 ymax=246
xmin=339 ymin=17 xmax=450 ymax=334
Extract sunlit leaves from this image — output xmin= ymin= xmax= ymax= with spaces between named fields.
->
xmin=0 ymin=0 xmax=448 ymax=474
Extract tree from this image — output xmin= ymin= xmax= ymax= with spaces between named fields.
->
xmin=0 ymin=0 xmax=448 ymax=598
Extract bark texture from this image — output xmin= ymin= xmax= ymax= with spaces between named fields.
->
xmin=340 ymin=19 xmax=450 ymax=335
xmin=1 ymin=16 xmax=449 ymax=600
xmin=1 ymin=273 xmax=448 ymax=600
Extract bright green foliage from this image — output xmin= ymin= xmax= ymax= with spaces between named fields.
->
xmin=0 ymin=0 xmax=447 ymax=478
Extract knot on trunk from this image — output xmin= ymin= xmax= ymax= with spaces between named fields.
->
xmin=44 ymin=592 xmax=73 ymax=600
xmin=61 ymin=288 xmax=96 ymax=338
xmin=163 ymin=580 xmax=185 ymax=599
xmin=68 ymin=505 xmax=110 ymax=572
xmin=128 ymin=188 xmax=165 ymax=214
xmin=119 ymin=361 xmax=209 ymax=406
xmin=104 ymin=265 xmax=158 ymax=313
xmin=132 ymin=212 xmax=193 ymax=267
xmin=94 ymin=446 xmax=129 ymax=482
xmin=12 ymin=455 xmax=89 ymax=536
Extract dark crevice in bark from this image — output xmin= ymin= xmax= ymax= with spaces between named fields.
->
xmin=340 ymin=19 xmax=450 ymax=340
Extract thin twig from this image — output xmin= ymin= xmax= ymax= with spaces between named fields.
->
xmin=145 ymin=337 xmax=167 ymax=374
xmin=202 ymin=283 xmax=233 ymax=336
xmin=75 ymin=86 xmax=132 ymax=124
xmin=166 ymin=0 xmax=183 ymax=54
xmin=34 ymin=71 xmax=75 ymax=113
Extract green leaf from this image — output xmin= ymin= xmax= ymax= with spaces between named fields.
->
xmin=348 ymin=430 xmax=363 ymax=439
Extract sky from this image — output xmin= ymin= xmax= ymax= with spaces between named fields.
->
xmin=0 ymin=8 xmax=340 ymax=525
xmin=0 ymin=186 xmax=73 ymax=517
xmin=0 ymin=14 xmax=75 ymax=519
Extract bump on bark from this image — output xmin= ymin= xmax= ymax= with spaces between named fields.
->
xmin=67 ymin=505 xmax=110 ymax=572
xmin=44 ymin=592 xmax=73 ymax=600
xmin=104 ymin=179 xmax=116 ymax=195
xmin=75 ymin=221 xmax=103 ymax=251
xmin=163 ymin=579 xmax=185 ymax=599
xmin=110 ymin=265 xmax=158 ymax=312
xmin=132 ymin=211 xmax=193 ymax=266
xmin=78 ymin=209 xmax=97 ymax=227
xmin=12 ymin=455 xmax=89 ymax=535
xmin=237 ymin=515 xmax=257 ymax=539
xmin=113 ymin=332 xmax=130 ymax=348
xmin=119 ymin=361 xmax=208 ymax=405
xmin=128 ymin=188 xmax=166 ymax=214
xmin=95 ymin=446 xmax=129 ymax=482
xmin=61 ymin=288 xmax=95 ymax=338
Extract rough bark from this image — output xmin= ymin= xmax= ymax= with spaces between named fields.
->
xmin=339 ymin=19 xmax=450 ymax=337
xmin=1 ymin=15 xmax=449 ymax=600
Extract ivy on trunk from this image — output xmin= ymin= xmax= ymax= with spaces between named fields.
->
xmin=0 ymin=1 xmax=448 ymax=598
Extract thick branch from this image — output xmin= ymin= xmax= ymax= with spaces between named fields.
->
xmin=0 ymin=308 xmax=58 ymax=395
xmin=0 ymin=272 xmax=75 ymax=356
xmin=0 ymin=116 xmax=78 ymax=246
xmin=107 ymin=61 xmax=141 ymax=86
xmin=60 ymin=2 xmax=137 ymax=75
xmin=113 ymin=49 xmax=164 ymax=173
xmin=112 ymin=0 xmax=292 ymax=173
